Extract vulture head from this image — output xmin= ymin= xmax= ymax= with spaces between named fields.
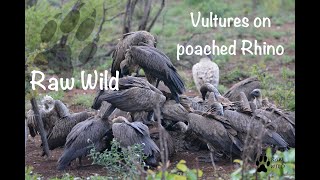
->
xmin=200 ymin=83 xmax=218 ymax=100
xmin=91 ymin=88 xmax=105 ymax=110
xmin=131 ymin=31 xmax=156 ymax=48
xmin=250 ymin=89 xmax=262 ymax=99
xmin=120 ymin=59 xmax=130 ymax=76
xmin=41 ymin=95 xmax=55 ymax=111
xmin=209 ymin=102 xmax=224 ymax=116
xmin=111 ymin=116 xmax=129 ymax=124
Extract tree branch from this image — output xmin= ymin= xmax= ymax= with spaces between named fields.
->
xmin=31 ymin=98 xmax=50 ymax=157
xmin=147 ymin=0 xmax=165 ymax=32
xmin=138 ymin=0 xmax=152 ymax=30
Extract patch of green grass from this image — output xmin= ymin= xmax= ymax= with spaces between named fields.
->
xmin=271 ymin=31 xmax=286 ymax=40
xmin=281 ymin=67 xmax=295 ymax=79
xmin=221 ymin=67 xmax=250 ymax=84
xmin=214 ymin=54 xmax=230 ymax=68
xmin=281 ymin=55 xmax=295 ymax=64
xmin=25 ymin=166 xmax=41 ymax=180
xmin=264 ymin=54 xmax=274 ymax=61
xmin=286 ymin=42 xmax=295 ymax=51
xmin=39 ymin=90 xmax=65 ymax=101
xmin=71 ymin=94 xmax=94 ymax=108
xmin=96 ymin=57 xmax=113 ymax=72
xmin=218 ymin=84 xmax=228 ymax=94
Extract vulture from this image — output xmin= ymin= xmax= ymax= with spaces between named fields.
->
xmin=161 ymin=100 xmax=189 ymax=123
xmin=111 ymin=31 xmax=156 ymax=77
xmin=223 ymin=77 xmax=261 ymax=101
xmin=187 ymin=112 xmax=243 ymax=159
xmin=120 ymin=45 xmax=185 ymax=103
xmin=26 ymin=95 xmax=69 ymax=137
xmin=254 ymin=109 xmax=295 ymax=147
xmin=149 ymin=123 xmax=175 ymax=160
xmin=47 ymin=111 xmax=94 ymax=150
xmin=249 ymin=89 xmax=263 ymax=111
xmin=200 ymin=83 xmax=233 ymax=107
xmin=200 ymin=83 xmax=254 ymax=114
xmin=192 ymin=56 xmax=219 ymax=93
xmin=223 ymin=110 xmax=289 ymax=152
xmin=111 ymin=116 xmax=160 ymax=167
xmin=249 ymin=89 xmax=295 ymax=147
xmin=92 ymin=76 xmax=166 ymax=122
xmin=57 ymin=102 xmax=113 ymax=170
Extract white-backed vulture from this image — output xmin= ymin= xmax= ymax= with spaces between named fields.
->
xmin=192 ymin=56 xmax=219 ymax=93
xmin=111 ymin=31 xmax=156 ymax=77
xmin=26 ymin=95 xmax=69 ymax=137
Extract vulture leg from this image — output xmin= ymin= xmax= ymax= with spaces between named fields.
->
xmin=210 ymin=152 xmax=217 ymax=173
xmin=155 ymin=79 xmax=160 ymax=88
xmin=78 ymin=157 xmax=82 ymax=167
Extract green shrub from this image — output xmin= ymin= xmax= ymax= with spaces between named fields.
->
xmin=147 ymin=160 xmax=203 ymax=180
xmin=25 ymin=166 xmax=42 ymax=180
xmin=89 ymin=139 xmax=147 ymax=179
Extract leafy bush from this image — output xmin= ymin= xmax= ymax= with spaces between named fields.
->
xmin=147 ymin=160 xmax=203 ymax=180
xmin=25 ymin=166 xmax=41 ymax=180
xmin=89 ymin=139 xmax=147 ymax=179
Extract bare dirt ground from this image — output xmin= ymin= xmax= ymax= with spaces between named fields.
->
xmin=25 ymin=135 xmax=237 ymax=179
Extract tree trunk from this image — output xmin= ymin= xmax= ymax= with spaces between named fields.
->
xmin=30 ymin=98 xmax=50 ymax=157
xmin=138 ymin=0 xmax=152 ymax=30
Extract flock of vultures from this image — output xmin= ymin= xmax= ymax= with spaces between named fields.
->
xmin=26 ymin=31 xmax=295 ymax=172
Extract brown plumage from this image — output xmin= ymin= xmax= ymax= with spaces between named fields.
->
xmin=223 ymin=110 xmax=289 ymax=151
xmin=254 ymin=109 xmax=295 ymax=147
xmin=179 ymin=95 xmax=210 ymax=112
xmin=57 ymin=102 xmax=113 ymax=170
xmin=161 ymin=100 xmax=189 ymax=122
xmin=111 ymin=31 xmax=156 ymax=77
xmin=47 ymin=111 xmax=94 ymax=150
xmin=111 ymin=116 xmax=160 ymax=167
xmin=149 ymin=123 xmax=175 ymax=160
xmin=200 ymin=83 xmax=233 ymax=107
xmin=223 ymin=77 xmax=261 ymax=101
xmin=187 ymin=112 xmax=243 ymax=158
xmin=26 ymin=96 xmax=69 ymax=137
xmin=121 ymin=46 xmax=185 ymax=103
xmin=92 ymin=76 xmax=166 ymax=122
